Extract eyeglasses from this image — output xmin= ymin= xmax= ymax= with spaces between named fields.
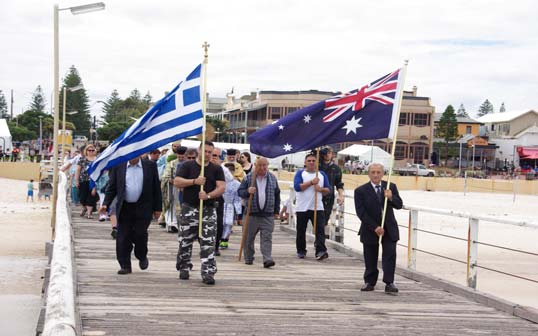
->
xmin=187 ymin=156 xmax=196 ymax=159
xmin=87 ymin=149 xmax=95 ymax=152
xmin=212 ymin=154 xmax=219 ymax=157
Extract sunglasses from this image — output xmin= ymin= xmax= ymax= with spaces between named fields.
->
xmin=87 ymin=149 xmax=95 ymax=152
xmin=212 ymin=154 xmax=219 ymax=157
xmin=187 ymin=156 xmax=196 ymax=159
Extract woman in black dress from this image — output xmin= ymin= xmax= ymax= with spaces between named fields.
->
xmin=75 ymin=144 xmax=99 ymax=219
xmin=240 ymin=152 xmax=253 ymax=175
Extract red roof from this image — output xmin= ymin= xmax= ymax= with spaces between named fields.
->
xmin=517 ymin=146 xmax=538 ymax=159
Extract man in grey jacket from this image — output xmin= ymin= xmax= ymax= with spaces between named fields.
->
xmin=238 ymin=157 xmax=280 ymax=268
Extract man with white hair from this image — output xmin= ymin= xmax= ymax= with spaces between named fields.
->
xmin=354 ymin=162 xmax=403 ymax=294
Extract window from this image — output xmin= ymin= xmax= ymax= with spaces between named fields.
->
xmin=394 ymin=142 xmax=407 ymax=160
xmin=413 ymin=113 xmax=429 ymax=126
xmin=270 ymin=107 xmax=281 ymax=119
xmin=410 ymin=142 xmax=428 ymax=163
xmin=287 ymin=107 xmax=298 ymax=114
xmin=466 ymin=126 xmax=472 ymax=134
xmin=399 ymin=113 xmax=408 ymax=126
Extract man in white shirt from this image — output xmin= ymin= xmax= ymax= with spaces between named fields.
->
xmin=293 ymin=152 xmax=331 ymax=260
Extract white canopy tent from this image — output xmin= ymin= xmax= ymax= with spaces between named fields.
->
xmin=337 ymin=144 xmax=391 ymax=167
xmin=0 ymin=119 xmax=13 ymax=152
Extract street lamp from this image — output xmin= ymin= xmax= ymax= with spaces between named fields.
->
xmin=39 ymin=116 xmax=43 ymax=161
xmin=61 ymin=84 xmax=83 ymax=162
xmin=52 ymin=2 xmax=105 ymax=234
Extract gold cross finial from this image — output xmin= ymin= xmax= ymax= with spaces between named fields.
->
xmin=202 ymin=41 xmax=210 ymax=59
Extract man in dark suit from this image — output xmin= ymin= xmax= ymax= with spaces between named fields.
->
xmin=354 ymin=162 xmax=403 ymax=293
xmin=101 ymin=156 xmax=162 ymax=274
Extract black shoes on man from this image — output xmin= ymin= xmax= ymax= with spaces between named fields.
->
xmin=360 ymin=283 xmax=399 ymax=293
xmin=179 ymin=270 xmax=189 ymax=280
xmin=117 ymin=268 xmax=132 ymax=275
xmin=139 ymin=258 xmax=149 ymax=270
xmin=263 ymin=260 xmax=276 ymax=268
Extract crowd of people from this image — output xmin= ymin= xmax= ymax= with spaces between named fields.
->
xmin=57 ymin=141 xmax=403 ymax=292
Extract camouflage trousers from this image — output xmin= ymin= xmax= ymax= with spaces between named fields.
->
xmin=176 ymin=203 xmax=217 ymax=276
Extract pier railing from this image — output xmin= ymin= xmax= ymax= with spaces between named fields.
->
xmin=282 ymin=184 xmax=538 ymax=290
xmin=42 ymin=171 xmax=77 ymax=336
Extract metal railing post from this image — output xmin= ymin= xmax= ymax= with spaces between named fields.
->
xmin=336 ymin=202 xmax=345 ymax=243
xmin=408 ymin=209 xmax=418 ymax=270
xmin=288 ymin=185 xmax=296 ymax=230
xmin=467 ymin=217 xmax=479 ymax=289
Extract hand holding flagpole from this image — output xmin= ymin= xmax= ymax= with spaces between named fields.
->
xmin=379 ymin=60 xmax=408 ymax=244
xmin=238 ymin=161 xmax=259 ymax=261
xmin=198 ymin=41 xmax=210 ymax=238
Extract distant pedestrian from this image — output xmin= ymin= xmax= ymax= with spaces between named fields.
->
xmin=26 ymin=179 xmax=35 ymax=202
xmin=76 ymin=145 xmax=99 ymax=219
xmin=354 ymin=162 xmax=403 ymax=294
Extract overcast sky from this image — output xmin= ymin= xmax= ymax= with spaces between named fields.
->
xmin=1 ymin=0 xmax=537 ymax=121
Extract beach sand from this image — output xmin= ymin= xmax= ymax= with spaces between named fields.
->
xmin=0 ymin=178 xmax=51 ymax=335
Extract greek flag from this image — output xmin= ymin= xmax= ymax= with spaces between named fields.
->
xmin=88 ymin=64 xmax=204 ymax=180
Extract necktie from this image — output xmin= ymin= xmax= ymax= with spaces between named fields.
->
xmin=375 ymin=185 xmax=383 ymax=203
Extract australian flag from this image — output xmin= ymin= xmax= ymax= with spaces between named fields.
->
xmin=248 ymin=68 xmax=404 ymax=158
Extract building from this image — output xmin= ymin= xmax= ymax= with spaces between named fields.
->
xmin=433 ymin=114 xmax=482 ymax=138
xmin=476 ymin=110 xmax=538 ymax=168
xmin=222 ymin=90 xmax=338 ymax=143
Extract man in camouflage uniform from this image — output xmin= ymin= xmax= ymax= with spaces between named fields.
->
xmin=174 ymin=141 xmax=225 ymax=285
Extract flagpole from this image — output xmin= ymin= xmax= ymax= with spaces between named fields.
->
xmin=238 ymin=161 xmax=259 ymax=261
xmin=199 ymin=41 xmax=210 ymax=238
xmin=313 ymin=148 xmax=320 ymax=237
xmin=379 ymin=60 xmax=408 ymax=244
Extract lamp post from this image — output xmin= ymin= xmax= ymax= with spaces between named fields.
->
xmin=61 ymin=84 xmax=83 ymax=162
xmin=39 ymin=116 xmax=43 ymax=161
xmin=51 ymin=2 xmax=105 ymax=235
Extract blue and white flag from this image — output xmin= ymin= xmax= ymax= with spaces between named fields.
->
xmin=88 ymin=64 xmax=204 ymax=180
xmin=248 ymin=68 xmax=404 ymax=158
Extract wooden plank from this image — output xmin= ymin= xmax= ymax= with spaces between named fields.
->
xmin=72 ymin=210 xmax=538 ymax=336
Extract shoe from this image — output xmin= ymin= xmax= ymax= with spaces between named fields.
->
xmin=214 ymin=249 xmax=221 ymax=256
xmin=297 ymin=252 xmax=306 ymax=259
xmin=263 ymin=260 xmax=275 ymax=268
xmin=385 ymin=283 xmax=399 ymax=294
xmin=170 ymin=226 xmax=178 ymax=233
xmin=179 ymin=270 xmax=189 ymax=280
xmin=117 ymin=268 xmax=132 ymax=275
xmin=139 ymin=258 xmax=149 ymax=270
xmin=360 ymin=283 xmax=375 ymax=291
xmin=219 ymin=241 xmax=229 ymax=249
xmin=316 ymin=252 xmax=329 ymax=261
xmin=99 ymin=214 xmax=107 ymax=222
xmin=87 ymin=214 xmax=93 ymax=219
xmin=245 ymin=260 xmax=253 ymax=265
xmin=158 ymin=222 xmax=166 ymax=228
xmin=111 ymin=228 xmax=117 ymax=239
xmin=202 ymin=275 xmax=215 ymax=285
xmin=80 ymin=208 xmax=87 ymax=217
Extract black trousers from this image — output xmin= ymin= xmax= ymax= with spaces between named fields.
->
xmin=116 ymin=202 xmax=151 ymax=269
xmin=362 ymin=238 xmax=397 ymax=286
xmin=215 ymin=199 xmax=224 ymax=251
xmin=296 ymin=210 xmax=326 ymax=255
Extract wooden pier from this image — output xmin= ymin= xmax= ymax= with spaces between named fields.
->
xmin=72 ymin=212 xmax=538 ymax=336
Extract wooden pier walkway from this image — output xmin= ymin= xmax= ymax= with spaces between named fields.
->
xmin=72 ymin=211 xmax=538 ymax=336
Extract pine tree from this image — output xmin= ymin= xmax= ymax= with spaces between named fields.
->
xmin=29 ymin=85 xmax=47 ymax=113
xmin=477 ymin=99 xmax=494 ymax=117
xmin=0 ymin=90 xmax=8 ymax=119
xmin=456 ymin=103 xmax=468 ymax=118
xmin=60 ymin=65 xmax=91 ymax=137
xmin=437 ymin=105 xmax=458 ymax=168
xmin=103 ymin=89 xmax=123 ymax=123
xmin=499 ymin=102 xmax=506 ymax=113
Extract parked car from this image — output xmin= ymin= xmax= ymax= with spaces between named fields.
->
xmin=396 ymin=163 xmax=435 ymax=177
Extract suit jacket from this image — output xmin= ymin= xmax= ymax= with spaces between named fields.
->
xmin=354 ymin=181 xmax=403 ymax=244
xmin=104 ymin=159 xmax=162 ymax=221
